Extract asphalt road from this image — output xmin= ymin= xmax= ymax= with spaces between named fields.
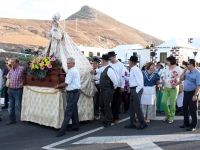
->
xmin=1 ymin=109 xmax=200 ymax=150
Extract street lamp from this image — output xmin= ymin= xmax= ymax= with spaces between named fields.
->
xmin=193 ymin=51 xmax=198 ymax=59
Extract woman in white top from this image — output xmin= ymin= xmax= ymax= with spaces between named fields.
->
xmin=161 ymin=56 xmax=182 ymax=124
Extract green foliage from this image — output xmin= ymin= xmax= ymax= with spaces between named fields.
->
xmin=27 ymin=68 xmax=48 ymax=80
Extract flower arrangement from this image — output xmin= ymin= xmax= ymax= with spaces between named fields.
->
xmin=28 ymin=55 xmax=61 ymax=80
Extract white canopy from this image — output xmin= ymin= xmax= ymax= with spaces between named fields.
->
xmin=157 ymin=38 xmax=196 ymax=49
xmin=112 ymin=44 xmax=144 ymax=62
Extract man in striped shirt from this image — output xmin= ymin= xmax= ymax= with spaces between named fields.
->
xmin=7 ymin=58 xmax=24 ymax=124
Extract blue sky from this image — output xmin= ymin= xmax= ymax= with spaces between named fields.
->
xmin=1 ymin=0 xmax=200 ymax=40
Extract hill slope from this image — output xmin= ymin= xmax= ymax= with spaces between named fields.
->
xmin=0 ymin=5 xmax=162 ymax=50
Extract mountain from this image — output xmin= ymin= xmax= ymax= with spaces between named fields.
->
xmin=0 ymin=5 xmax=162 ymax=51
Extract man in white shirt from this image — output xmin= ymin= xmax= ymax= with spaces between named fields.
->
xmin=108 ymin=51 xmax=126 ymax=123
xmin=92 ymin=57 xmax=101 ymax=120
xmin=55 ymin=57 xmax=81 ymax=137
xmin=125 ymin=56 xmax=147 ymax=130
xmin=99 ymin=54 xmax=118 ymax=127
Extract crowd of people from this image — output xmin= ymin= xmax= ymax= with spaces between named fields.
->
xmin=0 ymin=52 xmax=200 ymax=137
xmin=89 ymin=52 xmax=200 ymax=132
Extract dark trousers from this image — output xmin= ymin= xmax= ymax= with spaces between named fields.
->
xmin=112 ymin=87 xmax=122 ymax=120
xmin=129 ymin=88 xmax=145 ymax=125
xmin=94 ymin=85 xmax=100 ymax=116
xmin=183 ymin=91 xmax=198 ymax=128
xmin=60 ymin=89 xmax=80 ymax=132
xmin=4 ymin=87 xmax=9 ymax=107
xmin=100 ymin=88 xmax=114 ymax=122
xmin=122 ymin=91 xmax=130 ymax=112
xmin=1 ymin=86 xmax=9 ymax=107
xmin=8 ymin=88 xmax=23 ymax=122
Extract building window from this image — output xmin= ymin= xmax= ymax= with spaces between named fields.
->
xmin=97 ymin=52 xmax=100 ymax=56
xmin=160 ymin=52 xmax=167 ymax=63
xmin=89 ymin=52 xmax=93 ymax=58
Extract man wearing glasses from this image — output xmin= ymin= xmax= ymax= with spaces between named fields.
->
xmin=180 ymin=59 xmax=200 ymax=131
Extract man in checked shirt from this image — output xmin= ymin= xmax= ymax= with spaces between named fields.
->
xmin=7 ymin=58 xmax=24 ymax=124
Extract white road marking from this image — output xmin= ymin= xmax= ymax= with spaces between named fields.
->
xmin=42 ymin=117 xmax=129 ymax=149
xmin=152 ymin=116 xmax=184 ymax=120
xmin=42 ymin=115 xmax=195 ymax=150
xmin=74 ymin=134 xmax=200 ymax=150
xmin=42 ymin=126 xmax=104 ymax=149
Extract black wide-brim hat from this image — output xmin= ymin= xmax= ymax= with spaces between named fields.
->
xmin=108 ymin=51 xmax=117 ymax=58
xmin=92 ymin=57 xmax=100 ymax=63
xmin=129 ymin=56 xmax=139 ymax=62
xmin=100 ymin=54 xmax=110 ymax=60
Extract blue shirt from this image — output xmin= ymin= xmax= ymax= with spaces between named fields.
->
xmin=143 ymin=71 xmax=160 ymax=87
xmin=184 ymin=68 xmax=200 ymax=92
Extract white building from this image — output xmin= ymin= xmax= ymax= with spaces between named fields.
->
xmin=155 ymin=38 xmax=198 ymax=64
xmin=78 ymin=45 xmax=110 ymax=57
xmin=0 ymin=49 xmax=6 ymax=52
xmin=112 ymin=44 xmax=150 ymax=67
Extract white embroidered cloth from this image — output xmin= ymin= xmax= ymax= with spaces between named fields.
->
xmin=21 ymin=86 xmax=94 ymax=128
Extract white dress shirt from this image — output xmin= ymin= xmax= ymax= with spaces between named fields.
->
xmin=65 ymin=67 xmax=81 ymax=91
xmin=109 ymin=61 xmax=126 ymax=88
xmin=100 ymin=65 xmax=118 ymax=89
xmin=93 ymin=68 xmax=101 ymax=85
xmin=129 ymin=65 xmax=144 ymax=93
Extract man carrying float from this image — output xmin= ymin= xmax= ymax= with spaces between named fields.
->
xmin=21 ymin=14 xmax=96 ymax=129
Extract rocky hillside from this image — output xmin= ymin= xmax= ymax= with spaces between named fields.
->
xmin=0 ymin=5 xmax=162 ymax=51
